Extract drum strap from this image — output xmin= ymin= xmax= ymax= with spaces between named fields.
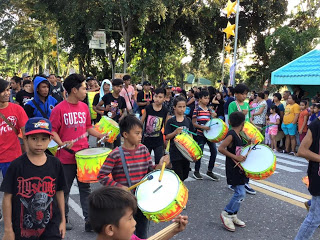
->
xmin=119 ymin=146 xmax=132 ymax=187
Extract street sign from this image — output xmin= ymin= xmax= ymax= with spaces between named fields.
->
xmin=89 ymin=31 xmax=106 ymax=50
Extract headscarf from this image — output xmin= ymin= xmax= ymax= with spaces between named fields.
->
xmin=99 ymin=79 xmax=112 ymax=102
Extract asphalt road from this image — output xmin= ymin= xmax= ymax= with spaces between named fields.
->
xmin=0 ymin=137 xmax=319 ymax=240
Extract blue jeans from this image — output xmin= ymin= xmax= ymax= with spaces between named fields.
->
xmin=195 ymin=135 xmax=217 ymax=172
xmin=225 ymin=185 xmax=246 ymax=214
xmin=295 ymin=196 xmax=320 ymax=240
xmin=0 ymin=162 xmax=11 ymax=178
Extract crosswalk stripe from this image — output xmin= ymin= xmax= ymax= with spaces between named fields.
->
xmin=276 ymin=159 xmax=306 ymax=167
xmin=274 ymin=164 xmax=302 ymax=172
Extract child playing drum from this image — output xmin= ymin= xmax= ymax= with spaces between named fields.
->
xmin=218 ymin=112 xmax=252 ymax=232
xmin=98 ymin=114 xmax=170 ymax=239
xmin=165 ymin=96 xmax=195 ymax=181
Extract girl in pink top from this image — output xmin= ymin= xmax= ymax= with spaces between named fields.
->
xmin=267 ymin=105 xmax=280 ymax=152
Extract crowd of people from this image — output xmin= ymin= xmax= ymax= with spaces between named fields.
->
xmin=0 ymin=72 xmax=320 ymax=240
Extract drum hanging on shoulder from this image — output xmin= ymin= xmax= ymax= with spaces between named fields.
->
xmin=47 ymin=140 xmax=58 ymax=156
xmin=94 ymin=116 xmax=120 ymax=143
xmin=204 ymin=118 xmax=228 ymax=143
xmin=240 ymin=144 xmax=276 ymax=180
xmin=174 ymin=133 xmax=202 ymax=162
xmin=75 ymin=148 xmax=112 ymax=183
xmin=240 ymin=122 xmax=264 ymax=144
xmin=135 ymin=169 xmax=188 ymax=223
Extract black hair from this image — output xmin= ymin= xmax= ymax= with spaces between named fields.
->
xmin=257 ymin=92 xmax=265 ymax=99
xmin=229 ymin=112 xmax=245 ymax=128
xmin=63 ymin=74 xmax=85 ymax=94
xmin=290 ymin=94 xmax=298 ymax=103
xmin=89 ymin=186 xmax=137 ymax=233
xmin=189 ymin=89 xmax=194 ymax=94
xmin=23 ymin=80 xmax=32 ymax=87
xmin=154 ymin=88 xmax=166 ymax=96
xmin=119 ymin=114 xmax=143 ymax=137
xmin=234 ymin=84 xmax=249 ymax=94
xmin=198 ymin=90 xmax=209 ymax=99
xmin=0 ymin=79 xmax=9 ymax=93
xmin=273 ymin=93 xmax=282 ymax=101
xmin=270 ymin=105 xmax=280 ymax=116
xmin=208 ymin=86 xmax=216 ymax=97
xmin=173 ymin=96 xmax=187 ymax=106
xmin=11 ymin=76 xmax=22 ymax=85
xmin=314 ymin=103 xmax=320 ymax=109
xmin=300 ymin=100 xmax=308 ymax=107
xmin=181 ymin=90 xmax=187 ymax=99
xmin=194 ymin=92 xmax=199 ymax=100
xmin=123 ymin=75 xmax=131 ymax=81
xmin=228 ymin=86 xmax=235 ymax=95
xmin=264 ymin=90 xmax=270 ymax=95
xmin=49 ymin=74 xmax=55 ymax=77
xmin=112 ymin=78 xmax=123 ymax=86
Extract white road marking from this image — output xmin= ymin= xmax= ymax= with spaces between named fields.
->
xmin=68 ymin=197 xmax=85 ymax=220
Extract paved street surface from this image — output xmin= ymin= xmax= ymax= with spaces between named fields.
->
xmin=1 ymin=138 xmax=319 ymax=239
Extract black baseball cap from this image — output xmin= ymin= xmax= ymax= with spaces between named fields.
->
xmin=143 ymin=81 xmax=151 ymax=86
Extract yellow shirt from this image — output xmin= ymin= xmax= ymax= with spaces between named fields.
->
xmin=283 ymin=103 xmax=300 ymax=124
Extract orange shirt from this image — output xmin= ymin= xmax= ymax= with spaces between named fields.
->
xmin=298 ymin=109 xmax=308 ymax=132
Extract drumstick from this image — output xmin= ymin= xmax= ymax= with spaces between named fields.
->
xmin=97 ymin=131 xmax=112 ymax=144
xmin=148 ymin=222 xmax=179 ymax=240
xmin=165 ymin=140 xmax=170 ymax=155
xmin=209 ymin=122 xmax=219 ymax=127
xmin=57 ymin=132 xmax=88 ymax=150
xmin=127 ymin=175 xmax=153 ymax=191
xmin=158 ymin=162 xmax=166 ymax=182
xmin=170 ymin=124 xmax=197 ymax=136
xmin=234 ymin=142 xmax=259 ymax=168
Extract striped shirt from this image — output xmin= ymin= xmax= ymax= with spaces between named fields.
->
xmin=192 ymin=106 xmax=211 ymax=136
xmin=98 ymin=144 xmax=153 ymax=187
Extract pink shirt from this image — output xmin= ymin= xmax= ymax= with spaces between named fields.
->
xmin=50 ymin=100 xmax=92 ymax=164
xmin=120 ymin=85 xmax=135 ymax=110
xmin=131 ymin=234 xmax=145 ymax=240
xmin=0 ymin=103 xmax=28 ymax=163
xmin=269 ymin=113 xmax=280 ymax=130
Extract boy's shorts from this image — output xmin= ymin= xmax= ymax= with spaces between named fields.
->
xmin=281 ymin=123 xmax=297 ymax=136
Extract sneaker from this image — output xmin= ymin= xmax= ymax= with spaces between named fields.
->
xmin=66 ymin=217 xmax=73 ymax=231
xmin=289 ymin=152 xmax=296 ymax=156
xmin=231 ymin=214 xmax=246 ymax=227
xmin=228 ymin=185 xmax=235 ymax=191
xmin=85 ymin=221 xmax=93 ymax=232
xmin=245 ymin=184 xmax=256 ymax=195
xmin=193 ymin=171 xmax=203 ymax=180
xmin=304 ymin=201 xmax=310 ymax=211
xmin=206 ymin=171 xmax=219 ymax=181
xmin=220 ymin=211 xmax=235 ymax=232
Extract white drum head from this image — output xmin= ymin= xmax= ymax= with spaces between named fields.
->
xmin=136 ymin=170 xmax=179 ymax=212
xmin=76 ymin=148 xmax=111 ymax=156
xmin=241 ymin=145 xmax=275 ymax=172
xmin=204 ymin=119 xmax=223 ymax=139
xmin=48 ymin=140 xmax=58 ymax=148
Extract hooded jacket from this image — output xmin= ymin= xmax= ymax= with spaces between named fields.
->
xmin=24 ymin=76 xmax=57 ymax=119
xmin=99 ymin=79 xmax=112 ymax=102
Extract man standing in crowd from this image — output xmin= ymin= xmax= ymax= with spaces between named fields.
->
xmin=282 ymin=90 xmax=291 ymax=108
xmin=21 ymin=73 xmax=31 ymax=82
xmin=15 ymin=80 xmax=34 ymax=106
xmin=0 ymin=79 xmax=28 ymax=220
xmin=86 ymin=76 xmax=100 ymax=92
xmin=137 ymin=81 xmax=153 ymax=116
xmin=120 ymin=75 xmax=135 ymax=114
xmin=9 ymin=76 xmax=21 ymax=103
xmin=48 ymin=73 xmax=66 ymax=103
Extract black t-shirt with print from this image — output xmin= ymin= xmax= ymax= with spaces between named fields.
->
xmin=16 ymin=90 xmax=34 ymax=107
xmin=137 ymin=91 xmax=153 ymax=112
xmin=307 ymin=118 xmax=320 ymax=196
xmin=49 ymin=82 xmax=64 ymax=103
xmin=164 ymin=116 xmax=195 ymax=161
xmin=101 ymin=93 xmax=126 ymax=123
xmin=143 ymin=104 xmax=168 ymax=147
xmin=0 ymin=153 xmax=66 ymax=240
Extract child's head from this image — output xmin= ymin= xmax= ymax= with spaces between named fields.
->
xmin=119 ymin=114 xmax=143 ymax=146
xmin=153 ymin=88 xmax=166 ymax=105
xmin=314 ymin=104 xmax=320 ymax=113
xmin=300 ymin=100 xmax=307 ymax=110
xmin=64 ymin=74 xmax=87 ymax=100
xmin=198 ymin=90 xmax=209 ymax=106
xmin=142 ymin=81 xmax=151 ymax=91
xmin=0 ymin=79 xmax=10 ymax=102
xmin=188 ymin=89 xmax=194 ymax=97
xmin=173 ymin=96 xmax=187 ymax=115
xmin=89 ymin=187 xmax=137 ymax=240
xmin=216 ymin=92 xmax=223 ymax=100
xmin=270 ymin=105 xmax=278 ymax=114
xmin=112 ymin=79 xmax=124 ymax=94
xmin=229 ymin=112 xmax=245 ymax=129
xmin=234 ymin=84 xmax=249 ymax=103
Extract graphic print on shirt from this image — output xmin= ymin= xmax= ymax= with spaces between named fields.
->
xmin=145 ymin=115 xmax=163 ymax=137
xmin=109 ymin=100 xmax=119 ymax=118
xmin=63 ymin=112 xmax=87 ymax=130
xmin=0 ymin=115 xmax=17 ymax=135
xmin=17 ymin=176 xmax=56 ymax=238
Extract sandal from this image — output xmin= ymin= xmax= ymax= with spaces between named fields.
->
xmin=281 ymin=150 xmax=288 ymax=154
xmin=289 ymin=152 xmax=296 ymax=156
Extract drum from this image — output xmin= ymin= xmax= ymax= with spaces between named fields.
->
xmin=240 ymin=122 xmax=264 ymax=144
xmin=47 ymin=140 xmax=58 ymax=156
xmin=87 ymin=92 xmax=98 ymax=120
xmin=94 ymin=116 xmax=120 ymax=143
xmin=174 ymin=133 xmax=202 ymax=162
xmin=240 ymin=144 xmax=276 ymax=180
xmin=135 ymin=169 xmax=188 ymax=223
xmin=75 ymin=148 xmax=112 ymax=183
xmin=204 ymin=118 xmax=228 ymax=143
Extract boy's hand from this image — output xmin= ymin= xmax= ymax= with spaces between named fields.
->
xmin=172 ymin=215 xmax=188 ymax=234
xmin=2 ymin=229 xmax=15 ymax=240
xmin=235 ymin=155 xmax=246 ymax=162
xmin=175 ymin=127 xmax=183 ymax=135
xmin=210 ymin=111 xmax=217 ymax=118
xmin=59 ymin=219 xmax=66 ymax=239
xmin=61 ymin=141 xmax=73 ymax=149
xmin=203 ymin=126 xmax=210 ymax=131
xmin=299 ymin=130 xmax=303 ymax=135
xmin=121 ymin=185 xmax=129 ymax=191
xmin=159 ymin=154 xmax=170 ymax=166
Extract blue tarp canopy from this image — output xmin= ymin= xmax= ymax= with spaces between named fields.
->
xmin=185 ymin=74 xmax=212 ymax=85
xmin=271 ymin=49 xmax=320 ymax=85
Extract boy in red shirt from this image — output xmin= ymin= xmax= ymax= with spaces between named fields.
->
xmin=50 ymin=74 xmax=107 ymax=232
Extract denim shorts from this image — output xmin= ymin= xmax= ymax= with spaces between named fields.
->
xmin=281 ymin=123 xmax=297 ymax=136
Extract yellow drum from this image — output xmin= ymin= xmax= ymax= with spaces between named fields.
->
xmin=75 ymin=148 xmax=112 ymax=183
xmin=88 ymin=92 xmax=98 ymax=120
xmin=174 ymin=133 xmax=202 ymax=162
xmin=47 ymin=140 xmax=58 ymax=156
xmin=240 ymin=122 xmax=264 ymax=144
xmin=94 ymin=116 xmax=120 ymax=143
xmin=136 ymin=169 xmax=188 ymax=223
